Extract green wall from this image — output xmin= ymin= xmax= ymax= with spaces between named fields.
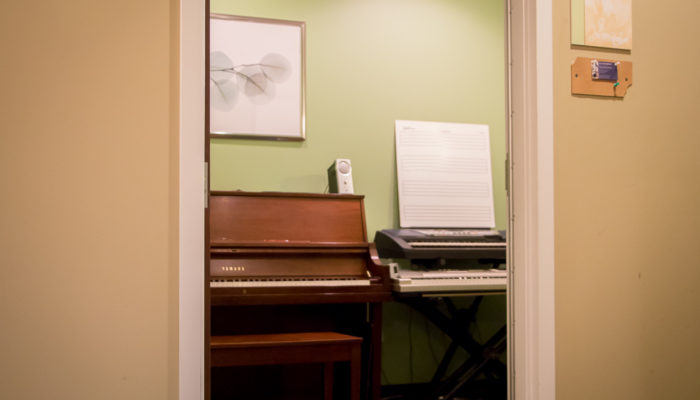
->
xmin=210 ymin=0 xmax=506 ymax=384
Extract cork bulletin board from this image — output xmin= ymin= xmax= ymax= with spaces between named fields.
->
xmin=571 ymin=57 xmax=633 ymax=97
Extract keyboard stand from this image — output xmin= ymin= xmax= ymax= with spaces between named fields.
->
xmin=393 ymin=292 xmax=507 ymax=400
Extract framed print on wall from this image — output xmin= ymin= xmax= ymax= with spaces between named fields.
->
xmin=571 ymin=0 xmax=632 ymax=50
xmin=209 ymin=14 xmax=306 ymax=140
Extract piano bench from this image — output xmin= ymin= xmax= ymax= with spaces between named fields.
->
xmin=211 ymin=331 xmax=362 ymax=400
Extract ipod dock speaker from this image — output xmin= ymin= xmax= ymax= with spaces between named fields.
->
xmin=327 ymin=159 xmax=354 ymax=194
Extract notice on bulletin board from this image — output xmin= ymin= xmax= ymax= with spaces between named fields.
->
xmin=395 ymin=120 xmax=495 ymax=229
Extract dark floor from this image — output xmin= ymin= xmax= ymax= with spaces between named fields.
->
xmin=381 ymin=379 xmax=506 ymax=400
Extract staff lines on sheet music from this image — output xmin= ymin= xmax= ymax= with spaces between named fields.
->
xmin=403 ymin=205 xmax=493 ymax=223
xmin=405 ymin=218 xmax=494 ymax=225
xmin=401 ymin=181 xmax=490 ymax=197
xmin=406 ymin=216 xmax=494 ymax=225
xmin=395 ymin=120 xmax=496 ymax=229
xmin=399 ymin=157 xmax=489 ymax=174
xmin=398 ymin=133 xmax=488 ymax=150
xmin=400 ymin=141 xmax=488 ymax=150
xmin=404 ymin=204 xmax=492 ymax=212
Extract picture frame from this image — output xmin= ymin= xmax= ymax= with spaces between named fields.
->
xmin=209 ymin=14 xmax=306 ymax=140
xmin=571 ymin=0 xmax=632 ymax=50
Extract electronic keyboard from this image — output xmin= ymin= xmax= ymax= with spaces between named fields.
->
xmin=374 ymin=228 xmax=506 ymax=260
xmin=390 ymin=268 xmax=506 ymax=293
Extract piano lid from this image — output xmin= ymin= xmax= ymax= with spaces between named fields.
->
xmin=210 ymin=191 xmax=368 ymax=247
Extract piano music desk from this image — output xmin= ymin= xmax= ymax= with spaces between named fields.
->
xmin=211 ymin=332 xmax=362 ymax=400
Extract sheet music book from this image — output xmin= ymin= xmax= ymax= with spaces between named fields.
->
xmin=395 ymin=120 xmax=495 ymax=229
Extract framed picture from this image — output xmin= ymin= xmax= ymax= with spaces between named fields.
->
xmin=571 ymin=0 xmax=632 ymax=50
xmin=209 ymin=14 xmax=306 ymax=140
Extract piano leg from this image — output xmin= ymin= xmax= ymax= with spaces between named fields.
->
xmin=324 ymin=362 xmax=334 ymax=400
xmin=350 ymin=343 xmax=362 ymax=400
xmin=367 ymin=302 xmax=383 ymax=400
xmin=323 ymin=353 xmax=360 ymax=400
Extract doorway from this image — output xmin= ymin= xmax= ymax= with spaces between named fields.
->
xmin=178 ymin=0 xmax=555 ymax=398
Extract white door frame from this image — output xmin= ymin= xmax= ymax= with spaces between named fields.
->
xmin=179 ymin=0 xmax=206 ymax=398
xmin=507 ymin=0 xmax=555 ymax=399
xmin=177 ymin=0 xmax=555 ymax=398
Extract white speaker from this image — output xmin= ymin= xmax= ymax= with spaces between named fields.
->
xmin=327 ymin=159 xmax=354 ymax=194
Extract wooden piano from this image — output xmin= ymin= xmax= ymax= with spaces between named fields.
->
xmin=208 ymin=191 xmax=392 ymax=400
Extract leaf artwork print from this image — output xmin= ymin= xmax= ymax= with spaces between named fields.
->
xmin=210 ymin=51 xmax=292 ymax=111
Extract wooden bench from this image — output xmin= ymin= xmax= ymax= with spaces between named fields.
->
xmin=211 ymin=331 xmax=362 ymax=400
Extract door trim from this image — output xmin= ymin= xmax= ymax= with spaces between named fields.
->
xmin=179 ymin=0 xmax=206 ymax=398
xmin=178 ymin=0 xmax=555 ymax=398
xmin=507 ymin=0 xmax=556 ymax=399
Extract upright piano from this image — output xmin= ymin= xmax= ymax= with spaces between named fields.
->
xmin=208 ymin=191 xmax=393 ymax=400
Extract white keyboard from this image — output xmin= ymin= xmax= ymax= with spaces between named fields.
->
xmin=392 ymin=269 xmax=506 ymax=293
xmin=210 ymin=278 xmax=371 ymax=288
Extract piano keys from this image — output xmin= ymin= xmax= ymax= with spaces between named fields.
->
xmin=210 ymin=278 xmax=371 ymax=288
xmin=210 ymin=248 xmax=373 ymax=288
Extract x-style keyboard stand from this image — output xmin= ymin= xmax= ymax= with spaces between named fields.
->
xmin=394 ymin=293 xmax=507 ymax=400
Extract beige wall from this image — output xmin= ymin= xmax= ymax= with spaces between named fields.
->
xmin=7 ymin=1 xmax=700 ymax=398
xmin=554 ymin=1 xmax=700 ymax=399
xmin=0 ymin=1 xmax=179 ymax=399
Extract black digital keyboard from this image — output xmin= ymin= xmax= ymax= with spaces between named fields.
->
xmin=374 ymin=228 xmax=506 ymax=261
